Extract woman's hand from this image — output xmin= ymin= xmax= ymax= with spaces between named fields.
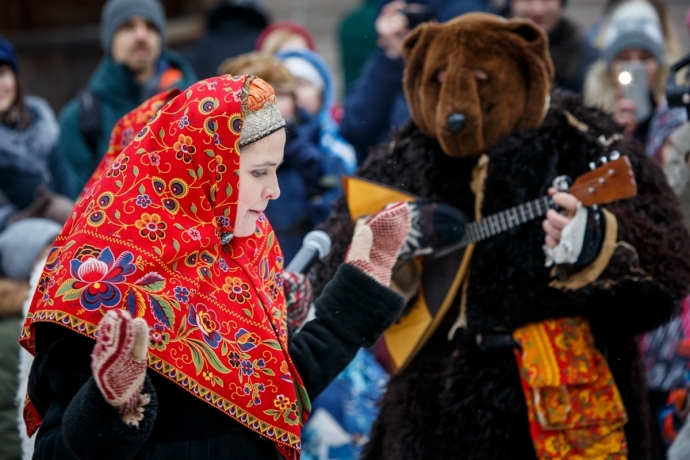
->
xmin=542 ymin=188 xmax=581 ymax=248
xmin=91 ymin=309 xmax=150 ymax=425
xmin=346 ymin=202 xmax=410 ymax=286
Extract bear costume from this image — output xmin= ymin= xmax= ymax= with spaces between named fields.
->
xmin=311 ymin=13 xmax=690 ymax=460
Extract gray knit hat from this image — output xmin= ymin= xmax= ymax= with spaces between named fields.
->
xmin=0 ymin=218 xmax=61 ymax=281
xmin=100 ymin=0 xmax=166 ymax=53
xmin=602 ymin=0 xmax=665 ymax=69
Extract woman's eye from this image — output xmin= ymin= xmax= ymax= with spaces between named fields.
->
xmin=251 ymin=170 xmax=267 ymax=178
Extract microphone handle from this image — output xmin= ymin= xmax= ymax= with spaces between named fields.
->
xmin=286 ymin=247 xmax=320 ymax=274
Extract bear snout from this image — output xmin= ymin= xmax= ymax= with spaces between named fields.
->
xmin=446 ymin=113 xmax=466 ymax=133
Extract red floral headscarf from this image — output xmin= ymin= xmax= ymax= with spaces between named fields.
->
xmin=20 ymin=75 xmax=309 ymax=459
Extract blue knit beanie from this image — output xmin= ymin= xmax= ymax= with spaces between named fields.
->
xmin=100 ymin=0 xmax=166 ymax=53
xmin=602 ymin=0 xmax=665 ymax=69
xmin=0 ymin=35 xmax=18 ymax=75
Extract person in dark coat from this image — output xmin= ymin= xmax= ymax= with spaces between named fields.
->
xmin=339 ymin=0 xmax=496 ymax=163
xmin=183 ymin=1 xmax=270 ymax=79
xmin=20 ymin=75 xmax=410 ymax=460
xmin=506 ymin=0 xmax=598 ymax=92
xmin=58 ymin=0 xmax=197 ymax=198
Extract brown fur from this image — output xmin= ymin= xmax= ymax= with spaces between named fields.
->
xmin=402 ymin=13 xmax=554 ymax=158
xmin=311 ymin=12 xmax=690 ymax=460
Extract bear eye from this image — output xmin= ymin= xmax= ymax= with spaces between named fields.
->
xmin=472 ymin=68 xmax=489 ymax=82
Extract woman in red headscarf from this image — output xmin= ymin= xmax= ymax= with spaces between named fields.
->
xmin=20 ymin=74 xmax=409 ymax=460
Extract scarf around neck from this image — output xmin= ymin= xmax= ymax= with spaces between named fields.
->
xmin=20 ymin=74 xmax=310 ymax=459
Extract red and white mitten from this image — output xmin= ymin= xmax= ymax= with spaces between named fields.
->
xmin=91 ymin=309 xmax=150 ymax=426
xmin=345 ymin=201 xmax=411 ymax=286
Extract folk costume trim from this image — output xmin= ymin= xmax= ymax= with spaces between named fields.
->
xmin=20 ymin=75 xmax=310 ymax=460
xmin=549 ymin=209 xmax=619 ymax=291
xmin=513 ymin=317 xmax=628 ymax=459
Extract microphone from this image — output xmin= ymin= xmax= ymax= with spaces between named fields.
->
xmin=286 ymin=230 xmax=332 ymax=274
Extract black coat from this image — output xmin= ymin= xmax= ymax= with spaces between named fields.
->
xmin=28 ymin=264 xmax=404 ymax=460
xmin=312 ymin=90 xmax=690 ymax=460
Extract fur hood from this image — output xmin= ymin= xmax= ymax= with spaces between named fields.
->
xmin=583 ymin=59 xmax=667 ymax=114
xmin=0 ymin=96 xmax=59 ymax=175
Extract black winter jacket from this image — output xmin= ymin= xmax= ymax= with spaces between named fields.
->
xmin=28 ymin=264 xmax=404 ymax=460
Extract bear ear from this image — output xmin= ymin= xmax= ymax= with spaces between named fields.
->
xmin=402 ymin=23 xmax=436 ymax=63
xmin=505 ymin=19 xmax=554 ymax=81
xmin=505 ymin=19 xmax=549 ymax=59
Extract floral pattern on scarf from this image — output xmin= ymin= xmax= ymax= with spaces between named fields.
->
xmin=21 ymin=75 xmax=310 ymax=460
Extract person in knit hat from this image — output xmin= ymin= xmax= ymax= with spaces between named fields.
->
xmin=583 ymin=0 xmax=686 ymax=156
xmin=57 ymin=0 xmax=197 ymax=199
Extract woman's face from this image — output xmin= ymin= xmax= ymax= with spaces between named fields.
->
xmin=235 ymin=129 xmax=285 ymax=237
xmin=612 ymin=48 xmax=660 ymax=88
xmin=0 ymin=64 xmax=17 ymax=115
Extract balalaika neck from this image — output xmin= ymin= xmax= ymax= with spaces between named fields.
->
xmin=434 ymin=195 xmax=553 ymax=258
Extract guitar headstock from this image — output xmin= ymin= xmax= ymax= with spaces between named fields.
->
xmin=570 ymin=155 xmax=637 ymax=206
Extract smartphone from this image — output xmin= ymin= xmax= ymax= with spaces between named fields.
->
xmin=402 ymin=4 xmax=435 ymax=30
xmin=618 ymin=61 xmax=651 ymax=123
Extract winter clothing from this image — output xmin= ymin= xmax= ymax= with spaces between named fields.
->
xmin=26 ymin=265 xmax=404 ymax=460
xmin=601 ymin=0 xmax=665 ymax=70
xmin=183 ymin=3 xmax=269 ymax=79
xmin=0 ymin=315 xmax=22 ymax=460
xmin=302 ymin=349 xmax=387 ymax=460
xmin=339 ymin=0 xmax=496 ymax=163
xmin=340 ymin=50 xmax=409 ymax=163
xmin=337 ymin=0 xmax=378 ymax=91
xmin=275 ymin=49 xmax=356 ymax=174
xmin=0 ymin=96 xmax=70 ymax=220
xmin=0 ymin=218 xmax=61 ymax=281
xmin=313 ymin=90 xmax=690 ymax=459
xmin=256 ymin=21 xmax=317 ymax=53
xmin=548 ymin=17 xmax=598 ymax=92
xmin=584 ymin=61 xmax=686 ymax=154
xmin=21 ymin=75 xmax=406 ymax=459
xmin=0 ymin=35 xmax=18 ymax=74
xmin=312 ymin=13 xmax=688 ymax=456
xmin=662 ymin=122 xmax=690 ymax=230
xmin=266 ymin=49 xmax=355 ymax=261
xmin=282 ymin=57 xmax=326 ymax=92
xmin=99 ymin=0 xmax=166 ymax=53
xmin=58 ymin=50 xmax=196 ymax=198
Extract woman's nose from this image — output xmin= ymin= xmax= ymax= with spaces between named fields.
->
xmin=264 ymin=177 xmax=281 ymax=200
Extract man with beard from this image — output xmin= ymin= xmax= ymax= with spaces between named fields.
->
xmin=58 ymin=0 xmax=197 ymax=198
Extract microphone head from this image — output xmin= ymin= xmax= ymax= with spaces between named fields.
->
xmin=302 ymin=230 xmax=332 ymax=259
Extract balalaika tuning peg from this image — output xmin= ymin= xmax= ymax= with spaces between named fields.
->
xmin=599 ymin=156 xmax=608 ymax=164
xmin=589 ymin=161 xmax=596 ymax=170
xmin=609 ymin=150 xmax=621 ymax=160
xmin=552 ymin=175 xmax=572 ymax=192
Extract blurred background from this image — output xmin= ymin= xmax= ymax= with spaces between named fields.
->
xmin=3 ymin=0 xmax=689 ymax=114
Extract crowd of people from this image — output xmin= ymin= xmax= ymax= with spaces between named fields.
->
xmin=0 ymin=0 xmax=689 ymax=459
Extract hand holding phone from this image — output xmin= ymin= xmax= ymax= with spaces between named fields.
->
xmin=617 ymin=61 xmax=651 ymax=123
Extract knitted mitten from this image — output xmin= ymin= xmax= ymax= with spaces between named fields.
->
xmin=283 ymin=271 xmax=313 ymax=328
xmin=91 ymin=309 xmax=149 ymax=426
xmin=345 ymin=202 xmax=410 ymax=286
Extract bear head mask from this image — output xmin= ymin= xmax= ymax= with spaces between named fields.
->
xmin=402 ymin=13 xmax=555 ymax=158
